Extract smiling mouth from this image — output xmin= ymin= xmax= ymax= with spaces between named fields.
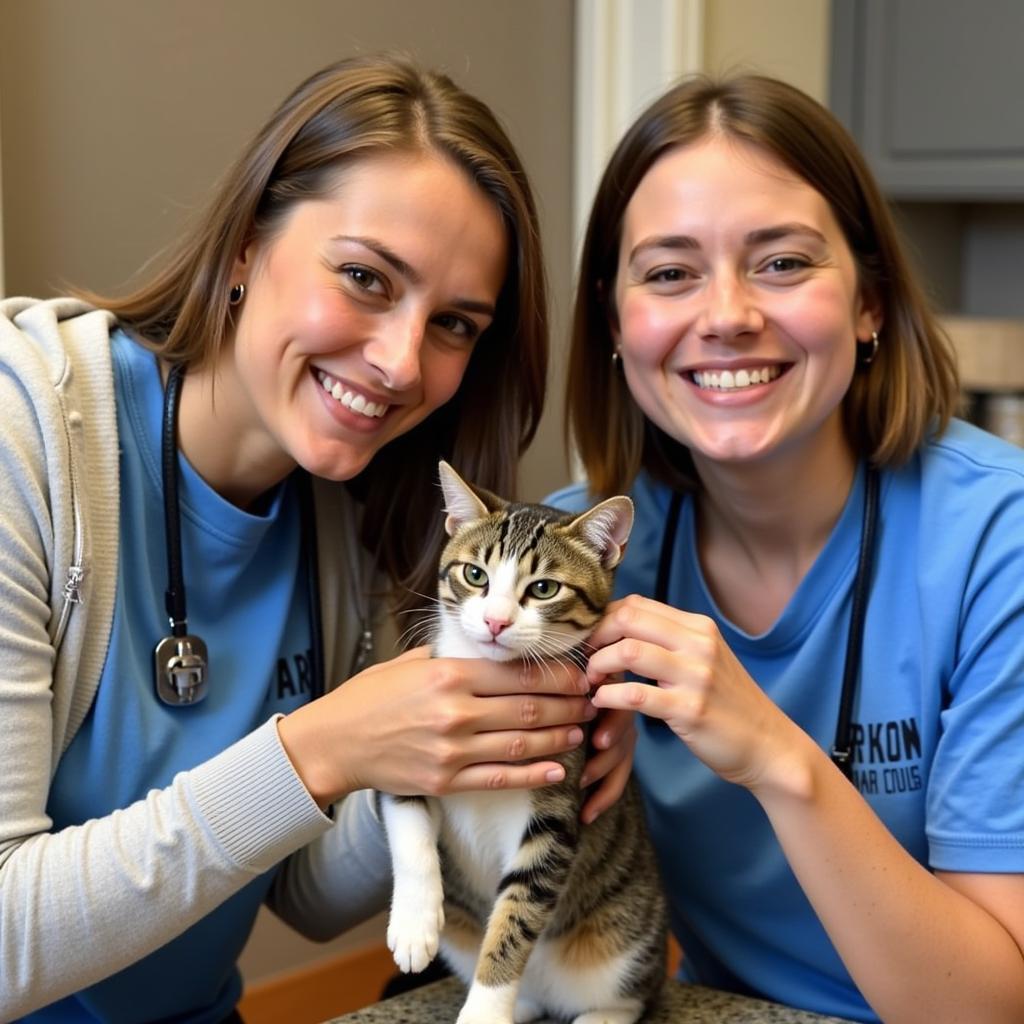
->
xmin=315 ymin=370 xmax=389 ymax=419
xmin=689 ymin=365 xmax=785 ymax=391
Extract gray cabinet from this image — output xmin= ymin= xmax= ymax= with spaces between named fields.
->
xmin=831 ymin=0 xmax=1024 ymax=200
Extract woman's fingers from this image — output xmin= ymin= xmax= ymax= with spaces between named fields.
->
xmin=436 ymin=722 xmax=590 ymax=793
xmin=580 ymin=741 xmax=635 ymax=824
xmin=449 ymin=758 xmax=570 ymax=792
xmin=461 ymin=723 xmax=588 ymax=768
xmin=461 ymin=657 xmax=589 ymax=698
xmin=286 ymin=651 xmax=605 ymax=804
xmin=587 ymin=705 xmax=634 ymax=753
xmin=468 ymin=693 xmax=597 ymax=733
xmin=418 ymin=658 xmax=595 ymax=734
xmin=590 ymin=679 xmax=673 ymax=719
xmin=586 ymin=636 xmax=687 ymax=688
xmin=587 ymin=594 xmax=687 ymax=649
xmin=576 ymin=706 xmax=637 ymax=821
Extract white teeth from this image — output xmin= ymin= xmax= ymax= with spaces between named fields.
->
xmin=316 ymin=371 xmax=388 ymax=418
xmin=692 ymin=365 xmax=781 ymax=391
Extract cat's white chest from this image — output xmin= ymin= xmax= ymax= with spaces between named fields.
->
xmin=440 ymin=790 xmax=533 ymax=894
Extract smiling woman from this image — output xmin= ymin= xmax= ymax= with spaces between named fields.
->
xmin=550 ymin=72 xmax=1024 ymax=1024
xmin=0 ymin=55 xmax=636 ymax=1023
xmin=611 ymin=137 xmax=875 ymax=477
xmin=184 ymin=151 xmax=507 ymax=506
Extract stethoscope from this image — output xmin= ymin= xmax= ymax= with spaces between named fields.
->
xmin=153 ymin=362 xmax=325 ymax=707
xmin=653 ymin=467 xmax=880 ymax=780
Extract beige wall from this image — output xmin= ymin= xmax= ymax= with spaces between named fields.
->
xmin=0 ymin=89 xmax=4 ymax=296
xmin=704 ymin=0 xmax=830 ymax=100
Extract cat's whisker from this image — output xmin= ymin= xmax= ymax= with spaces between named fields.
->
xmin=396 ymin=613 xmax=448 ymax=651
xmin=526 ymin=636 xmax=590 ymax=673
xmin=396 ymin=625 xmax=437 ymax=651
xmin=400 ymin=585 xmax=446 ymax=605
xmin=397 ymin=588 xmax=460 ymax=619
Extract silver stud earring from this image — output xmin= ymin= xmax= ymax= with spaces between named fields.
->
xmin=229 ymin=283 xmax=246 ymax=307
xmin=611 ymin=346 xmax=622 ymax=366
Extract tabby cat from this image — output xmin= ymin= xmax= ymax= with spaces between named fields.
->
xmin=379 ymin=461 xmax=667 ymax=1024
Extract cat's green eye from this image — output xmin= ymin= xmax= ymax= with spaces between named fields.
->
xmin=527 ymin=579 xmax=561 ymax=600
xmin=461 ymin=564 xmax=488 ymax=588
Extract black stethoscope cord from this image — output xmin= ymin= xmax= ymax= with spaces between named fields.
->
xmin=162 ymin=362 xmax=189 ymax=643
xmin=153 ymin=362 xmax=324 ymax=706
xmin=153 ymin=362 xmax=209 ymax=705
xmin=654 ymin=467 xmax=880 ymax=781
xmin=831 ymin=467 xmax=880 ymax=777
xmin=297 ymin=469 xmax=325 ymax=706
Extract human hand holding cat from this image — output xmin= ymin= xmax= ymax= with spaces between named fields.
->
xmin=278 ymin=646 xmax=595 ymax=808
xmin=579 ymin=707 xmax=637 ymax=822
xmin=585 ymin=594 xmax=806 ymax=794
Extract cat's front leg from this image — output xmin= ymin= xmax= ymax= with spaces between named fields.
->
xmin=380 ymin=794 xmax=445 ymax=974
xmin=455 ymin=817 xmax=576 ymax=1024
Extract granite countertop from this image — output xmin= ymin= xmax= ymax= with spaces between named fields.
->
xmin=325 ymin=977 xmax=856 ymax=1023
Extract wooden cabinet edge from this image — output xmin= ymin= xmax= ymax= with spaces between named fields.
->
xmin=940 ymin=317 xmax=1024 ymax=393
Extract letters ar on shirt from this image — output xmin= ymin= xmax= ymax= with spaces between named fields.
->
xmin=274 ymin=647 xmax=316 ymax=702
xmin=850 ymin=717 xmax=923 ymax=796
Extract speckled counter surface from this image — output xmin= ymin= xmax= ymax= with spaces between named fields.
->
xmin=325 ymin=977 xmax=856 ymax=1023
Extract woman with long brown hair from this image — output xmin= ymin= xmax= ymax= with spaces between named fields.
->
xmin=553 ymin=73 xmax=1024 ymax=1023
xmin=0 ymin=55 xmax=626 ymax=1021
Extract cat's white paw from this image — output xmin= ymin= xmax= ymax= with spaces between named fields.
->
xmin=387 ymin=899 xmax=445 ymax=974
xmin=456 ymin=1005 xmax=513 ymax=1024
xmin=456 ymin=981 xmax=516 ymax=1024
xmin=570 ymin=1007 xmax=644 ymax=1024
xmin=456 ymin=1010 xmax=502 ymax=1024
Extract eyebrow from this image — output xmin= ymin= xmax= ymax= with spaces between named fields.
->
xmin=627 ymin=222 xmax=828 ymax=266
xmin=744 ymin=223 xmax=828 ymax=246
xmin=333 ymin=234 xmax=497 ymax=317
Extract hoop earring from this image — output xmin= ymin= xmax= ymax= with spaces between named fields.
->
xmin=229 ymin=283 xmax=246 ymax=307
xmin=857 ymin=330 xmax=879 ymax=367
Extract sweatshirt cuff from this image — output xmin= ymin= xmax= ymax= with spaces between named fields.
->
xmin=184 ymin=716 xmax=331 ymax=873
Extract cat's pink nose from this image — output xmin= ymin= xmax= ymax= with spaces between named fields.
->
xmin=485 ymin=615 xmax=510 ymax=637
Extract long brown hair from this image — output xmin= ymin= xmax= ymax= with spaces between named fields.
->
xmin=567 ymin=73 xmax=959 ymax=497
xmin=82 ymin=54 xmax=548 ymax=615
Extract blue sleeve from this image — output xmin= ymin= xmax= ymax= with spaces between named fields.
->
xmin=925 ymin=449 xmax=1024 ymax=871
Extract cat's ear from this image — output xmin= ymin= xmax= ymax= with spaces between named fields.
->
xmin=438 ymin=460 xmax=493 ymax=536
xmin=570 ymin=496 xmax=634 ymax=568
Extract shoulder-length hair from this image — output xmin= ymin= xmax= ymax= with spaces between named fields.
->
xmin=83 ymin=54 xmax=548 ymax=616
xmin=567 ymin=73 xmax=959 ymax=497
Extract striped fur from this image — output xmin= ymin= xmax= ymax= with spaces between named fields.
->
xmin=379 ymin=463 xmax=667 ymax=1024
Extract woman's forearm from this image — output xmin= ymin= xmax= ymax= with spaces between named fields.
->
xmin=755 ymin=736 xmax=1024 ymax=1024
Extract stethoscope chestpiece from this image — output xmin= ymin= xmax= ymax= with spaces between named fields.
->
xmin=156 ymin=361 xmax=210 ymax=708
xmin=154 ymin=633 xmax=209 ymax=706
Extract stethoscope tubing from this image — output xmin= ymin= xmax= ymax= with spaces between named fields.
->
xmin=156 ymin=362 xmax=324 ymax=706
xmin=653 ymin=468 xmax=880 ymax=780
